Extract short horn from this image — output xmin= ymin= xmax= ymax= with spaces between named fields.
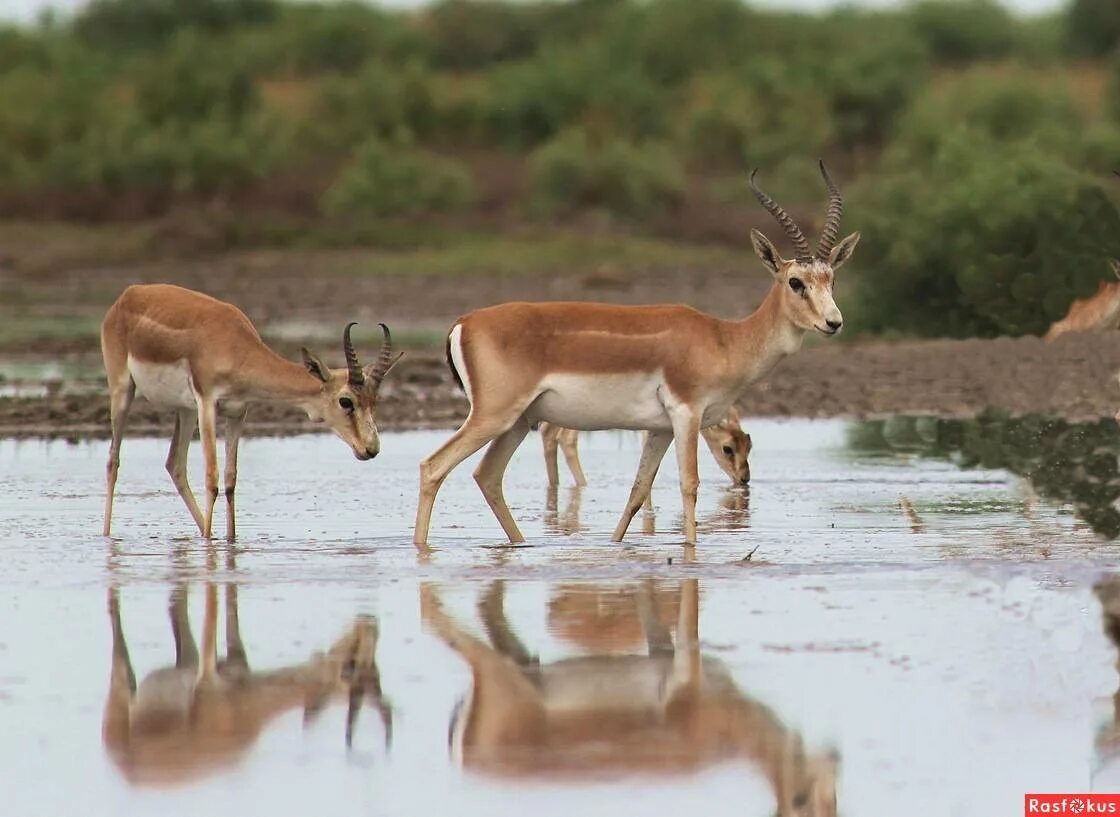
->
xmin=369 ymin=323 xmax=396 ymax=391
xmin=343 ymin=321 xmax=364 ymax=386
xmin=817 ymin=159 xmax=843 ymax=260
xmin=749 ymin=169 xmax=812 ymax=263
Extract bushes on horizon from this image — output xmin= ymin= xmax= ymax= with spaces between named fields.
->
xmin=849 ymin=137 xmax=1120 ymax=338
xmin=528 ymin=130 xmax=685 ymax=219
xmin=322 ymin=137 xmax=473 ymax=217
xmin=1066 ymin=0 xmax=1120 ymax=58
xmin=905 ymin=1 xmax=1017 ymax=63
xmin=307 ymin=63 xmax=436 ymax=150
xmin=74 ymin=0 xmax=277 ymax=50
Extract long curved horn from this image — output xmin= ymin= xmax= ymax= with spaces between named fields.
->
xmin=817 ymin=159 xmax=843 ymax=261
xmin=369 ymin=323 xmax=396 ymax=391
xmin=749 ymin=169 xmax=812 ymax=263
xmin=343 ymin=322 xmax=364 ymax=387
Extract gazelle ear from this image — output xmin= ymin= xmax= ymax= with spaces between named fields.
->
xmin=1110 ymin=258 xmax=1120 ymax=280
xmin=751 ymin=229 xmax=783 ymax=277
xmin=301 ymin=348 xmax=331 ymax=383
xmin=828 ymin=231 xmax=860 ymax=271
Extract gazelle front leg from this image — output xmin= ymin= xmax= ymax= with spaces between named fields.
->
xmin=612 ymin=430 xmax=672 ymax=542
xmin=540 ymin=422 xmax=562 ymax=489
xmin=196 ymin=396 xmax=220 ymax=539
xmin=223 ymin=406 xmax=249 ymax=542
xmin=167 ymin=410 xmax=206 ymax=535
xmin=669 ymin=409 xmax=702 ymax=545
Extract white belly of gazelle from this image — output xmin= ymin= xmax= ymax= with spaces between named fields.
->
xmin=527 ymin=372 xmax=672 ymax=431
xmin=127 ymin=356 xmax=197 ymax=409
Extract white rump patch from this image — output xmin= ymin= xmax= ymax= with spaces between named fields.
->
xmin=448 ymin=324 xmax=473 ymax=404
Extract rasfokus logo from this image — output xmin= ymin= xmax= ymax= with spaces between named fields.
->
xmin=1025 ymin=795 xmax=1120 ymax=814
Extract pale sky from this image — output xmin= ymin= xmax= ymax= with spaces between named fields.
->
xmin=0 ymin=0 xmax=1068 ymax=25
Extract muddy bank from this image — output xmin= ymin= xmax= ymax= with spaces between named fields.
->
xmin=3 ymin=331 xmax=1119 ymax=439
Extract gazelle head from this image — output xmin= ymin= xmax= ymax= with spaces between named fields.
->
xmin=301 ymin=323 xmax=403 ymax=461
xmin=749 ymin=161 xmax=860 ymax=337
xmin=701 ymin=419 xmax=752 ymax=485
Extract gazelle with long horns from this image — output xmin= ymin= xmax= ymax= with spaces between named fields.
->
xmin=101 ymin=284 xmax=401 ymax=539
xmin=414 ymin=161 xmax=858 ymax=546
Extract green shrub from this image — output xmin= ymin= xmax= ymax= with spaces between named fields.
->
xmin=906 ymin=1 xmax=1017 ymax=63
xmin=850 ymin=136 xmax=1120 ymax=338
xmin=306 ymin=63 xmax=435 ymax=150
xmin=1066 ymin=0 xmax=1120 ymax=58
xmin=74 ymin=0 xmax=277 ymax=50
xmin=528 ymin=129 xmax=685 ymax=218
xmin=892 ymin=69 xmax=1084 ymax=158
xmin=680 ymin=70 xmax=832 ymax=169
xmin=134 ymin=45 xmax=258 ymax=129
xmin=322 ymin=137 xmax=473 ymax=217
xmin=231 ymin=3 xmax=426 ymax=76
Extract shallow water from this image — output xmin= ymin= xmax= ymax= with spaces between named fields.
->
xmin=2 ymin=420 xmax=1119 ymax=817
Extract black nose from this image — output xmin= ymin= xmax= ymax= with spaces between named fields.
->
xmin=826 ymin=319 xmax=843 ymax=331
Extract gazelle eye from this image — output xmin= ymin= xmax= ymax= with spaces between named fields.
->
xmin=339 ymin=397 xmax=354 ymax=412
xmin=722 ymin=445 xmax=734 ymax=456
xmin=789 ymin=277 xmax=805 ymax=294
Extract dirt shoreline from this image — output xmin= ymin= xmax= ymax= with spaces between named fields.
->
xmin=4 ymin=332 xmax=1119 ymax=440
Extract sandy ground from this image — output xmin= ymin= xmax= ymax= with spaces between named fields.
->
xmin=4 ymin=239 xmax=1120 ymax=438
xmin=3 ymin=331 xmax=1120 ymax=439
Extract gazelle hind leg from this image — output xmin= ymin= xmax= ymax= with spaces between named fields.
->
xmin=611 ymin=431 xmax=672 ymax=542
xmin=558 ymin=428 xmax=587 ymax=487
xmin=166 ymin=410 xmax=206 ymax=535
xmin=474 ymin=415 xmax=531 ymax=543
xmin=223 ymin=406 xmax=249 ymax=542
xmin=414 ymin=409 xmax=527 ymax=547
xmin=103 ymin=379 xmax=136 ymax=536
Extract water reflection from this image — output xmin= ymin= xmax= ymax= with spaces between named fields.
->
xmin=421 ymin=579 xmax=838 ymax=817
xmin=103 ymin=549 xmax=391 ymax=786
xmin=1096 ymin=575 xmax=1120 ymax=782
xmin=850 ymin=412 xmax=1120 ymax=538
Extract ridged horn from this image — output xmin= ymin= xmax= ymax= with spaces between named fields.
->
xmin=343 ymin=322 xmax=364 ymax=386
xmin=749 ymin=169 xmax=812 ymax=263
xmin=369 ymin=323 xmax=397 ymax=391
xmin=817 ymin=159 xmax=843 ymax=260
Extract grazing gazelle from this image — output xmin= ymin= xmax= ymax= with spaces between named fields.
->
xmin=539 ymin=406 xmax=753 ymax=489
xmin=100 ymin=284 xmax=401 ymax=539
xmin=422 ymin=580 xmax=839 ymax=815
xmin=1044 ymin=260 xmax=1120 ymax=341
xmin=415 ymin=161 xmax=857 ymax=546
xmin=103 ymin=579 xmax=391 ymax=784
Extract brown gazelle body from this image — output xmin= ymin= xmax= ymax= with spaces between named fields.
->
xmin=422 ymin=580 xmax=838 ymax=815
xmin=1044 ymin=260 xmax=1120 ymax=341
xmin=103 ymin=582 xmax=391 ymax=785
xmin=539 ymin=407 xmax=752 ymax=490
xmin=414 ymin=162 xmax=858 ymax=546
xmin=100 ymin=284 xmax=400 ymax=539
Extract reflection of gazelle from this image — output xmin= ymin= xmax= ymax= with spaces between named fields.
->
xmin=414 ymin=163 xmax=857 ymax=547
xmin=539 ymin=407 xmax=753 ymax=489
xmin=1095 ymin=576 xmax=1120 ymax=770
xmin=1044 ymin=260 xmax=1120 ymax=341
xmin=103 ymin=580 xmax=390 ymax=784
xmin=422 ymin=580 xmax=838 ymax=816
xmin=101 ymin=284 xmax=401 ymax=539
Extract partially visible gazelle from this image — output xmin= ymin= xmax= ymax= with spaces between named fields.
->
xmin=103 ymin=579 xmax=391 ymax=784
xmin=1044 ymin=260 xmax=1120 ymax=341
xmin=101 ymin=284 xmax=401 ymax=539
xmin=422 ymin=580 xmax=838 ymax=815
xmin=415 ymin=162 xmax=857 ymax=546
xmin=539 ymin=406 xmax=752 ymax=489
